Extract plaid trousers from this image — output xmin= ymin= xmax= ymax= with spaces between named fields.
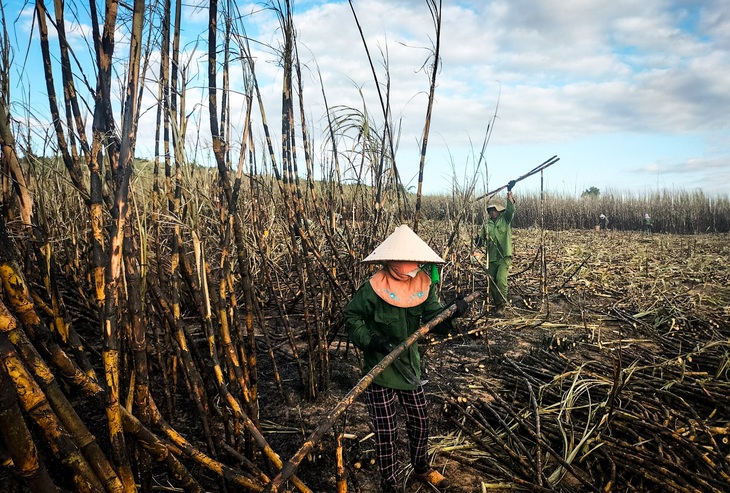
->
xmin=364 ymin=383 xmax=430 ymax=489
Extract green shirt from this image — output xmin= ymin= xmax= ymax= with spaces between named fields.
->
xmin=343 ymin=281 xmax=452 ymax=390
xmin=479 ymin=198 xmax=515 ymax=261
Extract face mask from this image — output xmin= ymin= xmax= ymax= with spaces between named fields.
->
xmin=405 ymin=267 xmax=420 ymax=278
xmin=388 ymin=261 xmax=421 ymax=280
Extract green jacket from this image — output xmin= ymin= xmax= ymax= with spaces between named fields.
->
xmin=343 ymin=281 xmax=452 ymax=390
xmin=479 ymin=198 xmax=515 ymax=261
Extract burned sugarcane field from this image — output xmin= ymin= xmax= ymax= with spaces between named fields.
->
xmin=1 ymin=1 xmax=729 ymax=492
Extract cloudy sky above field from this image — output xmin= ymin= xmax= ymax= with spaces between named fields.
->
xmin=8 ymin=0 xmax=730 ymax=197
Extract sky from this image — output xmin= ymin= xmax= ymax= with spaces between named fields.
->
xmin=6 ymin=0 xmax=730 ymax=197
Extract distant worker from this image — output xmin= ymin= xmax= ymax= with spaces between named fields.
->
xmin=477 ymin=180 xmax=516 ymax=317
xmin=642 ymin=213 xmax=652 ymax=234
xmin=599 ymin=213 xmax=609 ymax=231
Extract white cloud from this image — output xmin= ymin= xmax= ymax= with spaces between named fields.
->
xmin=7 ymin=0 xmax=730 ymax=196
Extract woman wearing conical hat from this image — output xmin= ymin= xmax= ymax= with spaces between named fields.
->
xmin=343 ymin=225 xmax=467 ymax=492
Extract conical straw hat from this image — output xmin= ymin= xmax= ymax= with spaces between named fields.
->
xmin=362 ymin=224 xmax=445 ymax=264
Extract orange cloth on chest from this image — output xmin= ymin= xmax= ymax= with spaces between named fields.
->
xmin=369 ymin=262 xmax=432 ymax=308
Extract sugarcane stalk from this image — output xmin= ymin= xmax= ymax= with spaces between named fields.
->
xmin=206 ymin=226 xmax=256 ymax=421
xmin=0 ymin=331 xmax=103 ymax=492
xmin=335 ymin=428 xmax=347 ymax=493
xmin=527 ymin=380 xmax=545 ymax=487
xmin=34 ymin=0 xmax=88 ymax=199
xmin=412 ymin=0 xmax=442 ymax=234
xmin=148 ymin=397 xmax=265 ymax=491
xmin=100 ymin=1 xmax=145 ymax=490
xmin=148 ymin=281 xmax=218 ymax=455
xmin=0 ymin=99 xmax=33 ymax=226
xmin=124 ymin=213 xmax=154 ymax=491
xmin=120 ymin=409 xmax=204 ymax=493
xmin=0 ymin=361 xmax=58 ymax=492
xmin=480 ymin=384 xmax=602 ymax=493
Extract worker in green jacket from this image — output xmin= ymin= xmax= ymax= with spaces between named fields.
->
xmin=477 ymin=181 xmax=516 ymax=317
xmin=343 ymin=224 xmax=467 ymax=493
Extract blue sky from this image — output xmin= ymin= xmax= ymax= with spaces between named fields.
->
xmin=6 ymin=0 xmax=730 ymax=197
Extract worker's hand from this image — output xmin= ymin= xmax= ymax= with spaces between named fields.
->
xmin=446 ymin=297 xmax=469 ymax=319
xmin=368 ymin=335 xmax=393 ymax=354
xmin=507 ymin=180 xmax=516 ymax=191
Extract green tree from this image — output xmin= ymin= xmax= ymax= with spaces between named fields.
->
xmin=581 ymin=186 xmax=600 ymax=198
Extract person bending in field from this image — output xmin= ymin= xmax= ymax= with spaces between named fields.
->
xmin=599 ymin=213 xmax=609 ymax=231
xmin=343 ymin=224 xmax=467 ymax=493
xmin=477 ymin=180 xmax=516 ymax=317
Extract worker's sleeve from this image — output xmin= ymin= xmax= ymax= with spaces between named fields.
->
xmin=343 ymin=283 xmax=376 ymax=351
xmin=503 ymin=197 xmax=515 ymax=224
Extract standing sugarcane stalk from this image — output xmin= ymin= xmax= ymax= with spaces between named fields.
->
xmin=0 ymin=99 xmax=33 ymax=227
xmin=100 ymin=0 xmax=146 ymax=490
xmin=278 ymin=2 xmax=325 ymax=400
xmin=51 ymin=0 xmax=95 ymax=172
xmin=293 ymin=39 xmax=343 ymax=392
xmin=210 ymin=0 xmax=265 ymax=425
xmin=147 ymin=279 xmax=218 ymax=455
xmin=540 ymin=169 xmax=549 ymax=313
xmin=193 ymin=230 xmax=256 ymax=425
xmin=123 ymin=211 xmax=155 ymax=491
xmin=224 ymin=97 xmax=261 ymax=429
xmin=334 ymin=426 xmax=347 ymax=493
xmin=348 ymin=0 xmax=403 ymax=232
xmin=165 ymin=0 xmax=190 ymax=433
xmin=150 ymin=0 xmax=176 ymax=421
xmin=239 ymin=7 xmax=346 ymax=400
xmin=263 ymin=292 xmax=480 ymax=493
xmin=34 ymin=0 xmax=88 ymax=201
xmin=413 ymin=0 xmax=442 ymax=234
